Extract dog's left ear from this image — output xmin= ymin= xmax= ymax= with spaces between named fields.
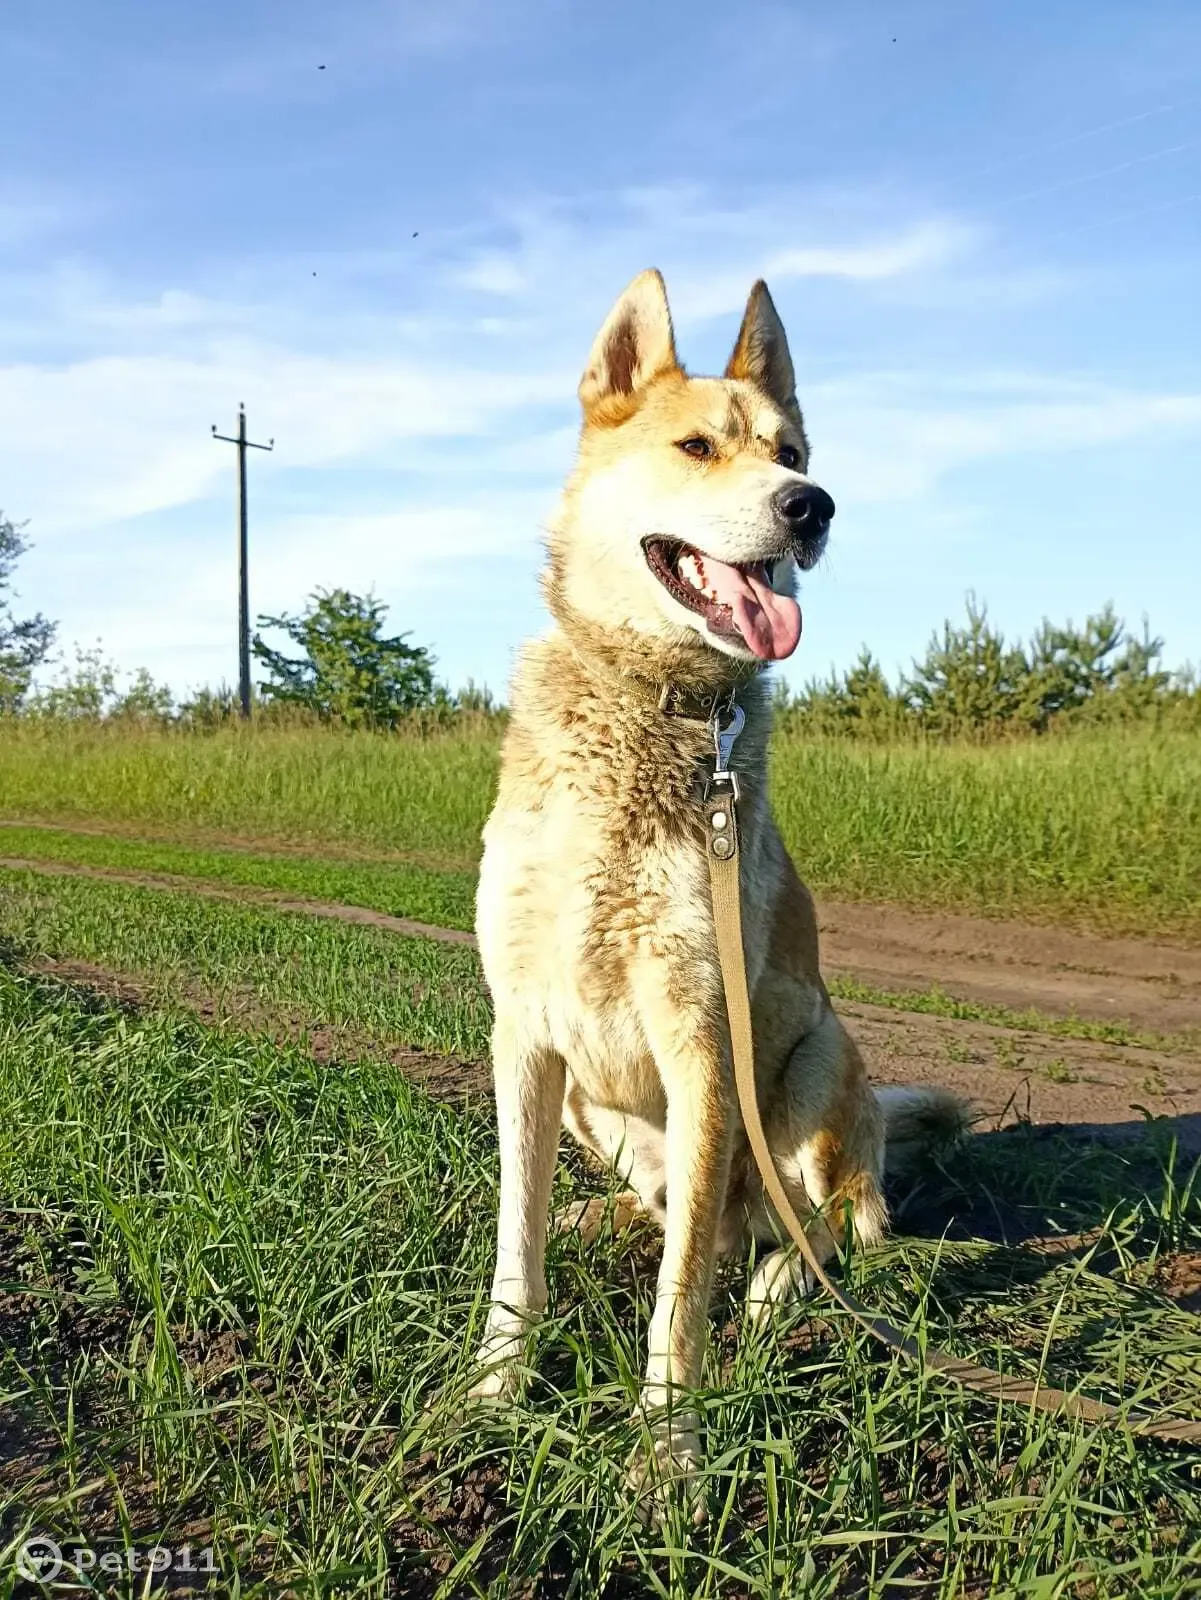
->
xmin=725 ymin=281 xmax=800 ymax=420
xmin=579 ymin=269 xmax=680 ymax=417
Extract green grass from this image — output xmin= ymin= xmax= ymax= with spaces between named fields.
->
xmin=2 ymin=719 xmax=1199 ymax=940
xmin=0 ymin=822 xmax=477 ymax=932
xmin=768 ymin=728 xmax=1201 ymax=941
xmin=0 ymin=866 xmax=491 ymax=1061
xmin=2 ymin=962 xmax=1200 ymax=1596
xmin=5 ymin=861 xmax=1196 ymax=1064
xmin=0 ymin=720 xmax=494 ymax=868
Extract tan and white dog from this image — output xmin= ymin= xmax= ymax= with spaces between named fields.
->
xmin=469 ymin=269 xmax=965 ymax=1501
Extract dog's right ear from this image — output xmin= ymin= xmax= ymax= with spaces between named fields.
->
xmin=579 ymin=269 xmax=679 ymax=419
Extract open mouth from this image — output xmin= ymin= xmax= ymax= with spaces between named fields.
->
xmin=643 ymin=539 xmax=803 ymax=662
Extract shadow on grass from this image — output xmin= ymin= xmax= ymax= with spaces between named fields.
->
xmin=889 ymin=1115 xmax=1199 ymax=1246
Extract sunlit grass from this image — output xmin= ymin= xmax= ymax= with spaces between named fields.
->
xmin=5 ymin=862 xmax=1195 ymax=1060
xmin=1 ymin=963 xmax=1199 ymax=1596
xmin=0 ymin=866 xmax=491 ymax=1060
xmin=2 ymin=719 xmax=1198 ymax=939
xmin=0 ymin=822 xmax=477 ymax=930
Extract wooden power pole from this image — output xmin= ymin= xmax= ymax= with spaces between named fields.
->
xmin=212 ymin=405 xmax=274 ymax=718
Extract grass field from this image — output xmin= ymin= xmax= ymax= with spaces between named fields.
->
xmin=2 ymin=842 xmax=1201 ymax=1595
xmin=0 ymin=822 xmax=478 ymax=932
xmin=2 ymin=719 xmax=1200 ymax=940
xmin=3 ymin=854 xmax=1191 ymax=1056
xmin=0 ymin=867 xmax=490 ymax=1060
xmin=3 ymin=915 xmax=1201 ymax=1596
xmin=3 ymin=717 xmax=1201 ymax=1594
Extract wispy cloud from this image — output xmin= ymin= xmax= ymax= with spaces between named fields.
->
xmin=0 ymin=192 xmax=980 ymax=536
xmin=670 ymin=221 xmax=977 ymax=320
xmin=0 ymin=339 xmax=571 ymax=532
xmin=810 ymin=372 xmax=1201 ymax=507
xmin=6 ymin=176 xmax=1198 ymax=694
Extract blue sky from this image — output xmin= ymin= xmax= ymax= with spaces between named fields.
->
xmin=3 ymin=0 xmax=1199 ymax=700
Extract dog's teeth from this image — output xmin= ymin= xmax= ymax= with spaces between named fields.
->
xmin=678 ymin=553 xmax=706 ymax=591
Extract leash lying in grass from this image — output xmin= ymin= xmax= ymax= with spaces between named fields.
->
xmin=705 ymin=700 xmax=1201 ymax=1447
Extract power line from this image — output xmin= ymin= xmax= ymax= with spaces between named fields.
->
xmin=950 ymin=93 xmax=1201 ymax=187
xmin=992 ymin=137 xmax=1200 ymax=212
xmin=212 ymin=405 xmax=274 ymax=720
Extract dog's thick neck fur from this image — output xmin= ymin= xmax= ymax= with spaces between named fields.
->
xmin=503 ymin=597 xmax=774 ymax=857
xmin=541 ymin=548 xmax=763 ymax=707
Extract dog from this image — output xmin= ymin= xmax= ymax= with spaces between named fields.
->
xmin=468 ymin=269 xmax=967 ymax=1509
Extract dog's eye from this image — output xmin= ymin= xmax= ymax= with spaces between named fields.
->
xmin=677 ymin=437 xmax=713 ymax=460
xmin=777 ymin=444 xmax=801 ymax=471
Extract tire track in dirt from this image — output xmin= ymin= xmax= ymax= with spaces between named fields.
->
xmin=7 ymin=852 xmax=1201 ymax=1152
xmin=0 ymin=814 xmax=476 ymax=873
xmin=4 ymin=852 xmax=1198 ymax=1031
xmin=0 ymin=855 xmax=475 ymax=946
xmin=819 ymin=901 xmax=1201 ymax=1035
xmin=23 ymin=955 xmax=491 ymax=1102
xmin=840 ymin=998 xmax=1201 ymax=1152
xmin=23 ymin=953 xmax=1201 ymax=1154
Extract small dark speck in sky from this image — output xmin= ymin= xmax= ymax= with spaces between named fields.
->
xmin=318 ymin=64 xmax=326 ymax=70
xmin=413 ymin=231 xmax=419 ymax=238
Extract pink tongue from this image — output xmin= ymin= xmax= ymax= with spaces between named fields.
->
xmin=703 ymin=559 xmax=802 ymax=661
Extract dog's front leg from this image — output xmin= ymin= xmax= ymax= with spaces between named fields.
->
xmin=471 ymin=1018 xmax=566 ymax=1400
xmin=630 ymin=991 xmax=733 ymax=1516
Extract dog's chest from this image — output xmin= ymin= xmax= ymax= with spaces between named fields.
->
xmin=476 ymin=782 xmax=715 ymax=1096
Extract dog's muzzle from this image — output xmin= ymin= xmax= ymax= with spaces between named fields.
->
xmin=774 ymin=482 xmax=835 ymax=570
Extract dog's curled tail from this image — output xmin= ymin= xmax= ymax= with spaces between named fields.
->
xmin=874 ymin=1084 xmax=972 ymax=1178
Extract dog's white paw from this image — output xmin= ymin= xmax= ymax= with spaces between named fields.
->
xmin=626 ymin=1416 xmax=707 ymax=1528
xmin=466 ymin=1307 xmax=539 ymax=1404
xmin=466 ymin=1357 xmax=524 ymax=1405
xmin=747 ymin=1248 xmax=818 ymax=1331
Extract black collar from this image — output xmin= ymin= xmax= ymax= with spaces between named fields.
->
xmin=657 ymin=681 xmax=740 ymax=724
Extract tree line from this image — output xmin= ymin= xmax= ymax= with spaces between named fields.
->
xmin=776 ymin=594 xmax=1200 ymax=738
xmin=2 ymin=509 xmax=1196 ymax=737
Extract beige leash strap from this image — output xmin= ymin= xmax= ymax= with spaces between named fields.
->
xmin=701 ymin=720 xmax=1201 ymax=1446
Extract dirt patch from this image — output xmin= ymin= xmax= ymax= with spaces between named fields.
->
xmin=1156 ymin=1251 xmax=1201 ymax=1313
xmin=24 ymin=951 xmax=1201 ymax=1160
xmin=819 ymin=900 xmax=1201 ymax=1034
xmin=843 ymin=998 xmax=1201 ymax=1152
xmin=6 ymin=852 xmax=1200 ymax=1038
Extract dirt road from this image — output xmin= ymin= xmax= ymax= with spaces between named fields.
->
xmin=6 ymin=852 xmax=1200 ymax=1150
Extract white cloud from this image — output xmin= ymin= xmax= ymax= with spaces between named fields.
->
xmin=809 ymin=374 xmax=1201 ymax=507
xmin=8 ymin=180 xmax=1199 ymax=697
xmin=255 ymin=499 xmax=552 ymax=594
xmin=0 ymin=343 xmax=572 ymax=532
xmin=455 ymin=253 xmax=531 ymax=297
xmin=2 ymin=194 xmax=983 ymax=540
xmin=670 ymin=221 xmax=977 ymax=321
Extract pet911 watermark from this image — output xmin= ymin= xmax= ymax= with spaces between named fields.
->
xmin=15 ymin=1535 xmax=216 ymax=1584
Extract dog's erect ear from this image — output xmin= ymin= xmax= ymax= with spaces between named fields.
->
xmin=725 ymin=280 xmax=799 ymax=416
xmin=579 ymin=269 xmax=679 ymax=416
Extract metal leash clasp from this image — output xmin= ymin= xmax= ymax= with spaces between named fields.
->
xmin=706 ymin=699 xmax=745 ymax=802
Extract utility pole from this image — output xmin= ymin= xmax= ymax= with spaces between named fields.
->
xmin=212 ymin=405 xmax=274 ymax=718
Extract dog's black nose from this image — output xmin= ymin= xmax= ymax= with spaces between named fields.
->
xmin=776 ymin=482 xmax=835 ymax=529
